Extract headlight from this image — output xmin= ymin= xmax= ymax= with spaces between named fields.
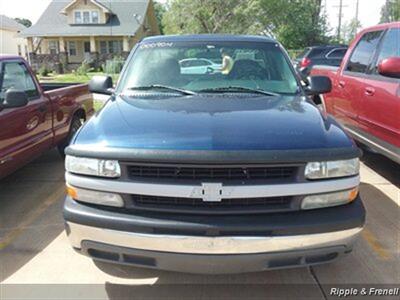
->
xmin=301 ymin=187 xmax=359 ymax=210
xmin=67 ymin=185 xmax=124 ymax=207
xmin=305 ymin=158 xmax=359 ymax=179
xmin=65 ymin=155 xmax=121 ymax=178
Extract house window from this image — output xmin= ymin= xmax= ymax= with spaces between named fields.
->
xmin=100 ymin=41 xmax=107 ymax=54
xmin=48 ymin=40 xmax=59 ymax=55
xmin=74 ymin=10 xmax=100 ymax=24
xmin=108 ymin=41 xmax=122 ymax=54
xmin=99 ymin=40 xmax=123 ymax=54
xmin=68 ymin=41 xmax=77 ymax=56
xmin=75 ymin=11 xmax=82 ymax=24
xmin=91 ymin=11 xmax=99 ymax=23
xmin=83 ymin=11 xmax=90 ymax=23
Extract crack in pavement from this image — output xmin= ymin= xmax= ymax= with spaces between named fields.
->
xmin=309 ymin=266 xmax=328 ymax=300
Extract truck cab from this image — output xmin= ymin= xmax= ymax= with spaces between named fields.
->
xmin=63 ymin=35 xmax=365 ymax=274
xmin=311 ymin=22 xmax=400 ymax=164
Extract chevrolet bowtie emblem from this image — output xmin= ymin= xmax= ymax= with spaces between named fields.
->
xmin=200 ymin=183 xmax=223 ymax=202
xmin=191 ymin=183 xmax=234 ymax=202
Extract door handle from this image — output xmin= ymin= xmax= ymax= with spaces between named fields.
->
xmin=365 ymin=87 xmax=375 ymax=96
xmin=338 ymin=81 xmax=345 ymax=88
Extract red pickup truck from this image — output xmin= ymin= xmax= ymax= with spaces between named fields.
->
xmin=0 ymin=55 xmax=94 ymax=179
xmin=311 ymin=22 xmax=399 ymax=164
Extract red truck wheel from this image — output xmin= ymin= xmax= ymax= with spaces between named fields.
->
xmin=58 ymin=116 xmax=82 ymax=157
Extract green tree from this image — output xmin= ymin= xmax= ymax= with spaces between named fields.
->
xmin=14 ymin=18 xmax=32 ymax=27
xmin=154 ymin=1 xmax=167 ymax=34
xmin=380 ymin=0 xmax=400 ymax=23
xmin=162 ymin=0 xmax=331 ymax=49
xmin=256 ymin=0 xmax=331 ymax=49
xmin=162 ymin=0 xmax=255 ymax=34
xmin=341 ymin=18 xmax=362 ymax=44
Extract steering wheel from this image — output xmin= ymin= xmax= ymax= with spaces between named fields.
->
xmin=228 ymin=60 xmax=269 ymax=80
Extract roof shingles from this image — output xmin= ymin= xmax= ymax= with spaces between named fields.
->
xmin=21 ymin=0 xmax=150 ymax=37
xmin=0 ymin=15 xmax=26 ymax=31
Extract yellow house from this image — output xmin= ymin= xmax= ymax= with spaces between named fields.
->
xmin=0 ymin=15 xmax=28 ymax=59
xmin=21 ymin=0 xmax=160 ymax=72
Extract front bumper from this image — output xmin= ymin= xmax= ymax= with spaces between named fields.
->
xmin=64 ymin=196 xmax=365 ymax=273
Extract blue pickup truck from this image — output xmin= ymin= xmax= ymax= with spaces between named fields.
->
xmin=63 ymin=35 xmax=365 ymax=274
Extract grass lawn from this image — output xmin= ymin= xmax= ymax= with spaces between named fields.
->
xmin=93 ymin=100 xmax=105 ymax=112
xmin=38 ymin=72 xmax=120 ymax=84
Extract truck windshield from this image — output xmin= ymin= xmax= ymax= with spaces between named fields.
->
xmin=118 ymin=41 xmax=299 ymax=95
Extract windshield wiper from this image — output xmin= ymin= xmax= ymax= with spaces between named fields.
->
xmin=199 ymin=86 xmax=280 ymax=97
xmin=128 ymin=85 xmax=197 ymax=95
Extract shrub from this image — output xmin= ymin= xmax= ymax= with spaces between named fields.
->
xmin=76 ymin=61 xmax=91 ymax=76
xmin=104 ymin=56 xmax=125 ymax=74
xmin=38 ymin=65 xmax=50 ymax=77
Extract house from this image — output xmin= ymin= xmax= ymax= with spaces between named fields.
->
xmin=21 ymin=0 xmax=160 ymax=72
xmin=0 ymin=15 xmax=28 ymax=59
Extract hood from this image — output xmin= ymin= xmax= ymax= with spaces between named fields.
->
xmin=73 ymin=94 xmax=354 ymax=152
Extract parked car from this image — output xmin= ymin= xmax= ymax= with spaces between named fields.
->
xmin=179 ymin=58 xmax=222 ymax=74
xmin=63 ymin=35 xmax=365 ymax=274
xmin=311 ymin=22 xmax=400 ymax=164
xmin=0 ymin=55 xmax=94 ymax=179
xmin=294 ymin=45 xmax=348 ymax=80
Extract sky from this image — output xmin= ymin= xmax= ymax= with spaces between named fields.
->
xmin=0 ymin=0 xmax=387 ymax=32
xmin=325 ymin=0 xmax=386 ymax=32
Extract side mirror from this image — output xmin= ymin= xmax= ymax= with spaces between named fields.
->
xmin=2 ymin=89 xmax=28 ymax=108
xmin=89 ymin=76 xmax=113 ymax=95
xmin=378 ymin=57 xmax=400 ymax=78
xmin=305 ymin=76 xmax=332 ymax=95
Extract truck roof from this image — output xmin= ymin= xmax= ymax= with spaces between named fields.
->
xmin=141 ymin=34 xmax=277 ymax=44
xmin=307 ymin=45 xmax=348 ymax=49
xmin=358 ymin=21 xmax=400 ymax=34
xmin=0 ymin=54 xmax=23 ymax=61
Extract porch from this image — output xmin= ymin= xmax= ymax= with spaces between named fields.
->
xmin=27 ymin=36 xmax=135 ymax=72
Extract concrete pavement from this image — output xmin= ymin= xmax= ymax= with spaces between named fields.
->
xmin=0 ymin=149 xmax=398 ymax=299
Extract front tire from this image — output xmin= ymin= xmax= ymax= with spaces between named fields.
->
xmin=58 ymin=116 xmax=82 ymax=157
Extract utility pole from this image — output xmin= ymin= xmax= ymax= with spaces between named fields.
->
xmin=333 ymin=0 xmax=348 ymax=42
xmin=337 ymin=0 xmax=343 ymax=41
xmin=355 ymin=0 xmax=359 ymax=23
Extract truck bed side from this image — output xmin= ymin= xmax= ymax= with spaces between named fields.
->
xmin=43 ymin=83 xmax=94 ymax=146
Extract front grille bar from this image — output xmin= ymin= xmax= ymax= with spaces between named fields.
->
xmin=126 ymin=164 xmax=298 ymax=181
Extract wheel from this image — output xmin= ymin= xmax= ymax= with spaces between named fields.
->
xmin=58 ymin=116 xmax=82 ymax=157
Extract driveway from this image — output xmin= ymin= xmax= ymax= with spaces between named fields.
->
xmin=0 ymin=149 xmax=399 ymax=299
